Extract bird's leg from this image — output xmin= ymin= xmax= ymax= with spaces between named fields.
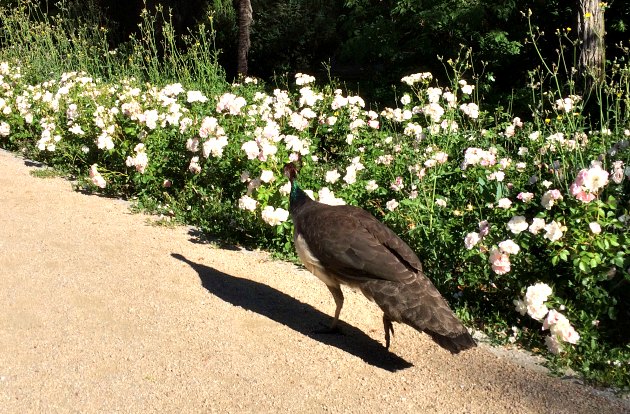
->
xmin=314 ymin=285 xmax=344 ymax=334
xmin=328 ymin=285 xmax=344 ymax=329
xmin=383 ymin=315 xmax=394 ymax=349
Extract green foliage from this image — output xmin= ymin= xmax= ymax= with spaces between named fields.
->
xmin=29 ymin=168 xmax=64 ymax=179
xmin=337 ymin=0 xmax=531 ymax=103
xmin=0 ymin=0 xmax=226 ymax=90
xmin=248 ymin=0 xmax=343 ymax=77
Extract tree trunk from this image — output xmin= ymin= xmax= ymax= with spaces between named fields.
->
xmin=236 ymin=0 xmax=253 ymax=76
xmin=577 ymin=0 xmax=605 ymax=85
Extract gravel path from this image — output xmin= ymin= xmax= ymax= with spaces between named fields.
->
xmin=0 ymin=149 xmax=627 ymax=413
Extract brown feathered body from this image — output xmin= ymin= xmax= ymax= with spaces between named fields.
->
xmin=286 ymin=165 xmax=476 ymax=354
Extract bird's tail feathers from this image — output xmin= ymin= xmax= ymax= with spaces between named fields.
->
xmin=421 ymin=326 xmax=476 ymax=354
xmin=363 ymin=278 xmax=477 ymax=354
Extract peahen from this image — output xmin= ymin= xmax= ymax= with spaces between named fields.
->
xmin=284 ymin=163 xmax=476 ymax=354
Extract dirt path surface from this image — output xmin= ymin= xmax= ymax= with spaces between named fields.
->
xmin=0 ymin=149 xmax=627 ymax=414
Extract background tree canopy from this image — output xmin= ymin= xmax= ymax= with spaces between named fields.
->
xmin=28 ymin=0 xmax=630 ymax=106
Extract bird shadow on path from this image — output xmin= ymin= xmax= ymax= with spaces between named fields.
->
xmin=172 ymin=253 xmax=413 ymax=372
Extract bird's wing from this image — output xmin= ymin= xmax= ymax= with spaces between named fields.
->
xmin=295 ymin=204 xmax=423 ymax=284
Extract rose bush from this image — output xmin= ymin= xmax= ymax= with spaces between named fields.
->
xmin=0 ymin=57 xmax=628 ymax=388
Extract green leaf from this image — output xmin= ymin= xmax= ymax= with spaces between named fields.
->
xmin=559 ymin=249 xmax=569 ymax=261
xmin=495 ymin=185 xmax=503 ymax=200
xmin=578 ymin=261 xmax=587 ymax=273
xmin=608 ymin=307 xmax=617 ymax=320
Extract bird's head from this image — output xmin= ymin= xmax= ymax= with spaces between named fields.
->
xmin=283 ymin=162 xmax=299 ymax=183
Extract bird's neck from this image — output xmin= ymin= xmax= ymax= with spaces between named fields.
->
xmin=289 ymin=180 xmax=311 ymax=214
